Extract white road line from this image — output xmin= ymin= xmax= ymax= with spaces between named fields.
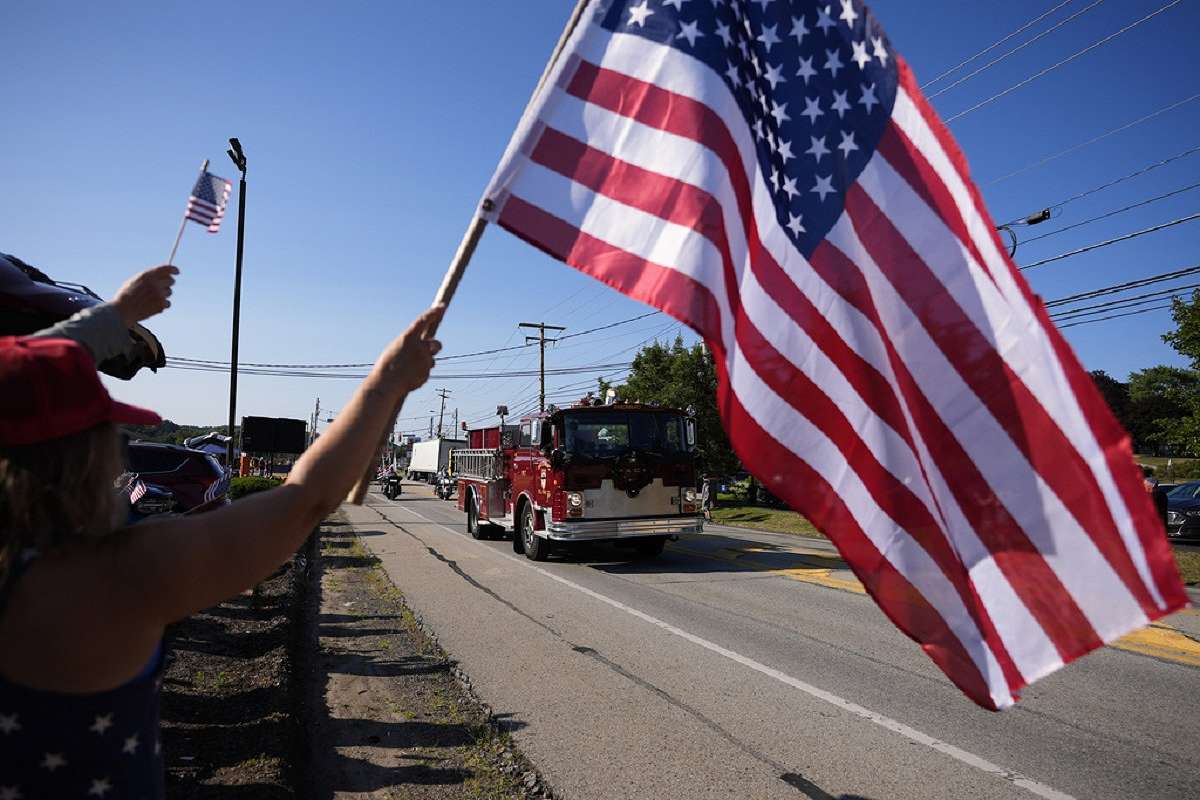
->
xmin=374 ymin=498 xmax=1075 ymax=800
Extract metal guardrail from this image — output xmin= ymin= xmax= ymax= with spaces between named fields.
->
xmin=451 ymin=448 xmax=504 ymax=480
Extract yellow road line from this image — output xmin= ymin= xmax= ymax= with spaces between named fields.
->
xmin=672 ymin=543 xmax=1200 ymax=668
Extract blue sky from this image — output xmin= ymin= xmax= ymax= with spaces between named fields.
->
xmin=4 ymin=0 xmax=1198 ymax=437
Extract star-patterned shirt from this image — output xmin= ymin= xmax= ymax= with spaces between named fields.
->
xmin=0 ymin=552 xmax=165 ymax=799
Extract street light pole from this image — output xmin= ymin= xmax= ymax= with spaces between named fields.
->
xmin=225 ymin=138 xmax=248 ymax=467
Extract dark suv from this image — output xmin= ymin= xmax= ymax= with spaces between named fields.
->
xmin=1165 ymin=482 xmax=1200 ymax=543
xmin=125 ymin=441 xmax=229 ymax=516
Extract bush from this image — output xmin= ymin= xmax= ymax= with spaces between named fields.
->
xmin=229 ymin=476 xmax=282 ymax=500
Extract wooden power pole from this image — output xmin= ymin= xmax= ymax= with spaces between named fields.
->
xmin=519 ymin=321 xmax=565 ymax=412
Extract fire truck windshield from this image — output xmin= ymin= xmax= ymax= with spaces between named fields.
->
xmin=562 ymin=411 xmax=688 ymax=460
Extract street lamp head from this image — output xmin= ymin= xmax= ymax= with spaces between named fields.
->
xmin=227 ymin=137 xmax=246 ymax=172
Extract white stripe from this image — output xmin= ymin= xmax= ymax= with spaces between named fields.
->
xmin=508 ymin=164 xmax=1012 ymax=705
xmin=890 ymin=88 xmax=1165 ymax=610
xmin=827 ymin=211 xmax=1148 ymax=643
xmin=537 ymin=57 xmax=1060 ymax=678
xmin=384 ymin=499 xmax=1074 ymax=800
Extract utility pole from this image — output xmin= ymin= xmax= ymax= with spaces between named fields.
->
xmin=519 ymin=321 xmax=566 ymax=412
xmin=435 ymin=388 xmax=451 ymax=438
xmin=453 ymin=408 xmax=459 ymax=435
xmin=310 ymin=396 xmax=321 ymax=446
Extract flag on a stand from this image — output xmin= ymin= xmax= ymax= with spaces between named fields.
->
xmin=481 ymin=0 xmax=1187 ymax=709
xmin=186 ymin=170 xmax=233 ymax=233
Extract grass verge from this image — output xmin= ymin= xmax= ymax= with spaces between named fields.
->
xmin=1174 ymin=548 xmax=1200 ymax=585
xmin=709 ymin=505 xmax=825 ymax=539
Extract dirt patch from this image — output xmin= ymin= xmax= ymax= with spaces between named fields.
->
xmin=301 ymin=515 xmax=553 ymax=800
xmin=160 ymin=541 xmax=311 ymax=797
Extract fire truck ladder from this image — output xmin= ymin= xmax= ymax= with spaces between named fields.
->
xmin=451 ymin=449 xmax=504 ymax=481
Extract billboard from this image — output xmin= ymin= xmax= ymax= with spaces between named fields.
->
xmin=241 ymin=416 xmax=308 ymax=455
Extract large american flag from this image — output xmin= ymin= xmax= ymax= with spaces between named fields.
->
xmin=482 ymin=0 xmax=1188 ymax=709
xmin=186 ymin=170 xmax=233 ymax=233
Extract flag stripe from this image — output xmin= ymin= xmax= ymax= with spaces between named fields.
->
xmin=499 ymin=191 xmax=1006 ymax=707
xmin=808 ymin=239 xmax=1103 ymax=667
xmin=527 ymin=122 xmax=1029 ymax=688
xmin=889 ymin=65 xmax=1185 ymax=612
xmin=841 ymin=184 xmax=1159 ymax=621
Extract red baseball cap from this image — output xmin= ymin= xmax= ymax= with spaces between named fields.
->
xmin=0 ymin=336 xmax=161 ymax=447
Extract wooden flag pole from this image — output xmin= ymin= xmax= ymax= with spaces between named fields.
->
xmin=168 ymin=159 xmax=209 ymax=265
xmin=345 ymin=0 xmax=591 ymax=505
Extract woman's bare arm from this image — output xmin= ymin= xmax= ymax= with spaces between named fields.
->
xmin=112 ymin=305 xmax=444 ymax=624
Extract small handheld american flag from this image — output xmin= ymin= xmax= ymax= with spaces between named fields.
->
xmin=186 ymin=170 xmax=233 ymax=233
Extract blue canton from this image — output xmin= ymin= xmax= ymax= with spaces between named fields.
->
xmin=594 ymin=0 xmax=899 ymax=256
xmin=191 ymin=172 xmax=226 ymax=205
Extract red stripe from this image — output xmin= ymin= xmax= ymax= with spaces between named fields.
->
xmin=718 ymin=376 xmax=1001 ymax=710
xmin=896 ymin=58 xmax=1186 ymax=613
xmin=526 ymin=125 xmax=1024 ymax=689
xmin=498 ymin=196 xmax=726 ymax=354
xmin=811 ymin=242 xmax=1103 ymax=663
xmin=843 ymin=183 xmax=1159 ymax=619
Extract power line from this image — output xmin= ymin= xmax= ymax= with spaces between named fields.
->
xmin=1049 ymin=284 xmax=1200 ymax=319
xmin=1018 ymin=180 xmax=1200 ymax=245
xmin=163 ymin=361 xmax=633 ymax=381
xmin=988 ymin=95 xmax=1200 ymax=186
xmin=1019 ymin=212 xmax=1200 ymax=269
xmin=928 ymin=0 xmax=1105 ymax=99
xmin=922 ymin=0 xmax=1078 ymax=88
xmin=1056 ymin=302 xmax=1177 ymax=329
xmin=945 ymin=0 xmax=1183 ymax=123
xmin=1043 ymin=264 xmax=1200 ymax=307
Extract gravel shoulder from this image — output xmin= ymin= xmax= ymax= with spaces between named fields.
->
xmin=302 ymin=513 xmax=554 ymax=800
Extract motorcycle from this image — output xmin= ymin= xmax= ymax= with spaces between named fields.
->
xmin=434 ymin=471 xmax=456 ymax=500
xmin=382 ymin=472 xmax=403 ymax=500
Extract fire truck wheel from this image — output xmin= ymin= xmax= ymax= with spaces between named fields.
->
xmin=521 ymin=506 xmax=550 ymax=561
xmin=634 ymin=537 xmax=666 ymax=557
xmin=466 ymin=494 xmax=485 ymax=540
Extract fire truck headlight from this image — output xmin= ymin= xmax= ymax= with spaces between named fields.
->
xmin=566 ymin=492 xmax=584 ymax=517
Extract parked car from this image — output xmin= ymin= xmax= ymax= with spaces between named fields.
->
xmin=125 ymin=441 xmax=230 ymax=515
xmin=121 ymin=475 xmax=178 ymax=522
xmin=1165 ymin=481 xmax=1200 ymax=543
xmin=0 ymin=252 xmax=165 ymax=379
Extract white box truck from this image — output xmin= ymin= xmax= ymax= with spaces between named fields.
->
xmin=407 ymin=438 xmax=465 ymax=484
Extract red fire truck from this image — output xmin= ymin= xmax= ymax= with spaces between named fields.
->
xmin=452 ymin=400 xmax=704 ymax=560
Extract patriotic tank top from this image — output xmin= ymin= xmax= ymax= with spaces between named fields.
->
xmin=0 ymin=550 xmax=164 ymax=799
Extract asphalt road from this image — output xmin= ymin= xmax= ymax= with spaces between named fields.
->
xmin=342 ymin=484 xmax=1200 ymax=800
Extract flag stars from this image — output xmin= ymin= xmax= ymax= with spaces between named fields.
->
xmin=816 ymin=5 xmax=837 ymax=34
xmin=122 ymin=734 xmax=140 ymax=755
xmin=787 ymin=213 xmax=807 ymax=236
xmin=824 ymin=48 xmax=844 ymax=78
xmin=831 ymin=90 xmax=851 ymax=118
xmin=90 ymin=713 xmax=114 ymax=735
xmin=839 ymin=0 xmax=859 ymax=27
xmin=801 ymin=95 xmax=823 ymax=124
xmin=859 ymin=82 xmax=879 ymax=112
xmin=796 ymin=55 xmax=816 ymax=84
xmin=0 ymin=713 xmax=19 ymax=735
xmin=806 ymin=135 xmax=831 ymax=163
xmin=662 ymin=0 xmax=689 ymax=10
xmin=770 ymin=100 xmax=790 ymax=125
xmin=757 ymin=23 xmax=781 ymax=53
xmin=838 ymin=130 xmax=859 ymax=159
xmin=872 ymin=35 xmax=889 ymax=66
xmin=676 ymin=19 xmax=703 ymax=47
xmin=782 ymin=175 xmax=800 ymax=200
xmin=725 ymin=61 xmax=743 ymax=87
xmin=790 ymin=15 xmax=809 ymax=45
xmin=763 ymin=61 xmax=785 ymax=90
xmin=41 ymin=753 xmax=67 ymax=772
xmin=770 ymin=166 xmax=782 ymax=191
xmin=851 ymin=40 xmax=871 ymax=70
xmin=627 ymin=1 xmax=653 ymax=27
xmin=87 ymin=778 xmax=111 ymax=798
xmin=715 ymin=20 xmax=733 ymax=47
xmin=778 ymin=138 xmax=795 ymax=164
xmin=812 ymin=174 xmax=836 ymax=201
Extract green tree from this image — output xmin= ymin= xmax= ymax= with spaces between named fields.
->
xmin=1126 ymin=366 xmax=1200 ymax=449
xmin=613 ymin=336 xmax=739 ymax=475
xmin=1089 ymin=370 xmax=1130 ymax=431
xmin=1163 ymin=290 xmax=1200 ymax=370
